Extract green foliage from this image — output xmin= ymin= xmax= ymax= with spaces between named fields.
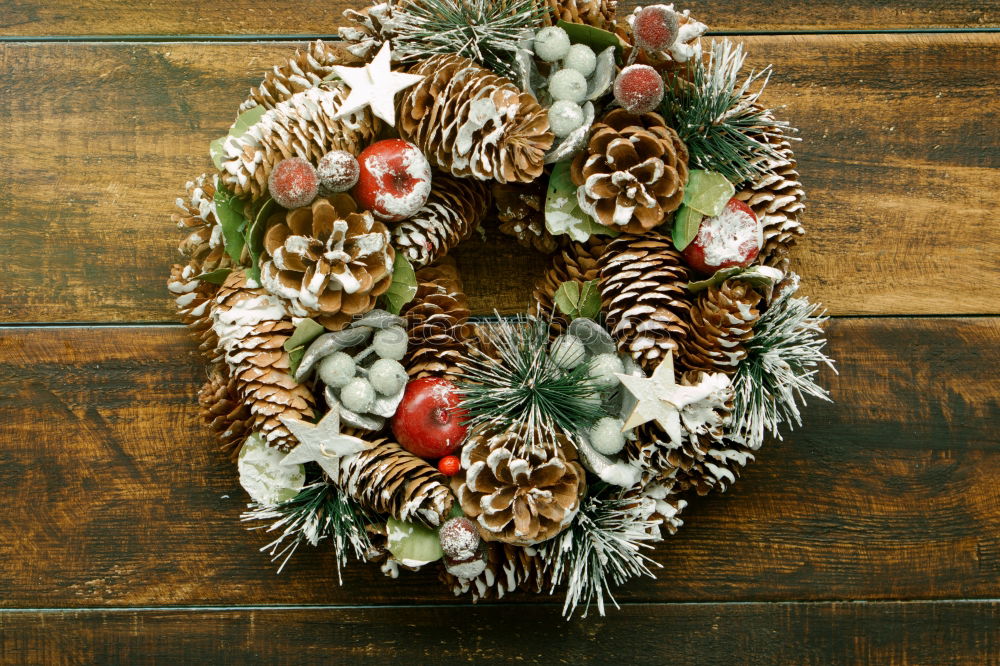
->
xmin=193 ymin=268 xmax=232 ymax=285
xmin=671 ymin=205 xmax=703 ymax=251
xmin=210 ymin=105 xmax=266 ymax=170
xmin=283 ymin=318 xmax=326 ymax=375
xmin=243 ymin=197 xmax=276 ymax=284
xmin=386 ymin=517 xmax=444 ymax=565
xmin=545 ymin=162 xmax=617 ymax=242
xmin=554 ymin=279 xmax=602 ymax=321
xmin=380 ymin=254 xmax=418 ymax=315
xmin=214 ymin=185 xmax=248 ymax=265
xmin=686 ymin=265 xmax=783 ymax=294
xmin=683 ymin=170 xmax=734 ymax=216
xmin=556 ymin=19 xmax=623 ymax=60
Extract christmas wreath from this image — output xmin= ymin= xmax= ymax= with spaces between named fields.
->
xmin=168 ymin=0 xmax=834 ymax=617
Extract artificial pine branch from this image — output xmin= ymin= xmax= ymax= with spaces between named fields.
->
xmin=242 ymin=481 xmax=373 ymax=580
xmin=660 ymin=39 xmax=794 ymax=184
xmin=388 ymin=0 xmax=547 ymax=78
xmin=729 ymin=285 xmax=836 ymax=449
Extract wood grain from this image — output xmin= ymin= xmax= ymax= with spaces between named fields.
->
xmin=0 ymin=34 xmax=997 ymax=323
xmin=2 ymin=601 xmax=998 ymax=664
xmin=0 ymin=318 xmax=996 ymax=608
xmin=0 ymin=0 xmax=995 ymax=36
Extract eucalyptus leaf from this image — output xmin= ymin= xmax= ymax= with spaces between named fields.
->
xmin=209 ymin=105 xmax=267 ymax=171
xmin=244 ymin=197 xmax=276 ymax=284
xmin=686 ymin=265 xmax=785 ymax=293
xmin=209 ymin=137 xmax=226 ymax=171
xmin=671 ymin=205 xmax=703 ymax=251
xmin=283 ymin=318 xmax=326 ymax=376
xmin=386 ymin=517 xmax=443 ymax=565
xmin=683 ymin=170 xmax=735 ymax=217
xmin=554 ymin=281 xmax=581 ymax=317
xmin=545 ymin=162 xmax=616 ymax=242
xmin=685 ymin=266 xmax=744 ymax=293
xmin=214 ymin=186 xmax=248 ymax=265
xmin=193 ymin=268 xmax=232 ymax=285
xmin=381 ymin=254 xmax=418 ymax=315
xmin=578 ymin=279 xmax=602 ymax=320
xmin=557 ymin=20 xmax=624 ymax=60
xmin=554 ymin=279 xmax=602 ymax=320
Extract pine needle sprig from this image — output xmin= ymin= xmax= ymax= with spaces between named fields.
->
xmin=457 ymin=314 xmax=605 ymax=452
xmin=730 ymin=287 xmax=836 ymax=449
xmin=660 ymin=39 xmax=794 ymax=184
xmin=241 ymin=481 xmax=373 ymax=580
xmin=387 ymin=0 xmax=547 ymax=77
xmin=537 ymin=485 xmax=663 ymax=618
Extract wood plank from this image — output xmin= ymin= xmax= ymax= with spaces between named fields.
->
xmin=1 ymin=34 xmax=998 ymax=323
xmin=1 ymin=601 xmax=997 ymax=664
xmin=0 ymin=0 xmax=995 ymax=36
xmin=0 ymin=318 xmax=996 ymax=608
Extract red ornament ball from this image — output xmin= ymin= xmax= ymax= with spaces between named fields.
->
xmin=353 ymin=139 xmax=432 ymax=222
xmin=613 ymin=64 xmax=665 ymax=114
xmin=682 ymin=198 xmax=763 ymax=275
xmin=391 ymin=377 xmax=468 ymax=459
xmin=633 ymin=5 xmax=680 ymax=52
xmin=317 ymin=150 xmax=360 ymax=195
xmin=437 ymin=455 xmax=461 ymax=477
xmin=268 ymin=157 xmax=319 ymax=210
xmin=438 ymin=516 xmax=480 ymax=561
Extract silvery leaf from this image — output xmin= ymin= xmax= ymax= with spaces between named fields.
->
xmin=544 ymin=101 xmax=595 ymax=164
xmin=587 ymin=46 xmax=617 ymax=101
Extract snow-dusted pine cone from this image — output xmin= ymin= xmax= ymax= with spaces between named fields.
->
xmin=198 ymin=363 xmax=254 ymax=459
xmin=397 ymin=54 xmax=554 ymax=184
xmin=239 ymin=39 xmax=357 ymax=114
xmin=172 ymin=173 xmax=232 ymax=275
xmin=439 ymin=542 xmax=550 ymax=602
xmin=598 ymin=233 xmax=692 ymax=372
xmin=532 ymin=236 xmax=610 ymax=332
xmin=392 ymin=175 xmax=490 ymax=268
xmin=167 ymin=263 xmax=220 ymax=362
xmin=338 ymin=3 xmax=401 ymax=62
xmin=571 ymin=109 xmax=687 ymax=233
xmin=678 ymin=279 xmax=762 ymax=375
xmin=399 ymin=261 xmax=472 ymax=381
xmin=260 ymin=194 xmax=394 ymax=331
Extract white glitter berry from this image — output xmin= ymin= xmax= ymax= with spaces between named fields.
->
xmin=548 ymin=100 xmax=586 ymax=138
xmin=589 ymin=417 xmax=626 ymax=455
xmin=588 ymin=353 xmax=625 ymax=390
xmin=368 ymin=358 xmax=408 ymax=396
xmin=317 ymin=150 xmax=360 ymax=195
xmin=548 ymin=68 xmax=588 ymax=103
xmin=318 ymin=352 xmax=357 ymax=388
xmin=534 ymin=26 xmax=571 ymax=62
xmin=550 ymin=334 xmax=586 ymax=369
xmin=372 ymin=326 xmax=408 ymax=360
xmin=563 ymin=43 xmax=597 ymax=76
xmin=341 ymin=377 xmax=376 ymax=413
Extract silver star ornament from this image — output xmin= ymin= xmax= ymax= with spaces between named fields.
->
xmin=279 ymin=407 xmax=374 ymax=479
xmin=331 ymin=42 xmax=424 ymax=126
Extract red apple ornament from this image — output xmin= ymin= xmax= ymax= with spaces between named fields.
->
xmin=682 ymin=198 xmax=762 ymax=275
xmin=353 ymin=139 xmax=432 ymax=222
xmin=391 ymin=377 xmax=468 ymax=459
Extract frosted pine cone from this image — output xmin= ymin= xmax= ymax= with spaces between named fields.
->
xmin=532 ymin=236 xmax=610 ymax=332
xmin=338 ymin=3 xmax=401 ymax=62
xmin=239 ymin=40 xmax=356 ymax=114
xmin=172 ymin=173 xmax=232 ymax=275
xmin=678 ymin=279 xmax=762 ymax=375
xmin=198 ymin=364 xmax=254 ymax=459
xmin=439 ymin=542 xmax=550 ymax=601
xmin=571 ymin=109 xmax=688 ymax=233
xmin=398 ymin=54 xmax=554 ymax=184
xmin=392 ymin=175 xmax=490 ymax=268
xmin=452 ymin=428 xmax=586 ymax=546
xmin=167 ymin=263 xmax=220 ymax=362
xmin=260 ymin=194 xmax=394 ymax=331
xmin=598 ymin=233 xmax=691 ymax=372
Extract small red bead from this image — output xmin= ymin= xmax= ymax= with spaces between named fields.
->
xmin=437 ymin=455 xmax=461 ymax=476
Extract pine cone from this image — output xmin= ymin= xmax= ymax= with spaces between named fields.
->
xmin=598 ymin=233 xmax=691 ymax=372
xmin=336 ymin=437 xmax=455 ymax=527
xmin=540 ymin=0 xmax=617 ymax=29
xmin=239 ymin=40 xmax=357 ymax=114
xmin=677 ymin=279 xmax=762 ymax=375
xmin=210 ymin=270 xmax=316 ymax=452
xmin=439 ymin=542 xmax=550 ymax=601
xmin=493 ymin=182 xmax=558 ymax=255
xmin=625 ymin=479 xmax=688 ymax=537
xmin=172 ymin=173 xmax=232 ymax=275
xmin=571 ymin=109 xmax=687 ymax=233
xmin=737 ymin=114 xmax=805 ymax=269
xmin=167 ymin=263 xmax=220 ymax=361
xmin=532 ymin=236 xmax=610 ymax=332
xmin=452 ymin=428 xmax=586 ymax=546
xmin=392 ymin=174 xmax=490 ymax=268
xmin=260 ymin=194 xmax=394 ymax=331
xmin=399 ymin=261 xmax=473 ymax=381
xmin=398 ymin=54 xmax=554 ymax=184
xmin=221 ymin=85 xmax=380 ymax=199
xmin=338 ymin=3 xmax=401 ymax=61
xmin=198 ymin=364 xmax=254 ymax=459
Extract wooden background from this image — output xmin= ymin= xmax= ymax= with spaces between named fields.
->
xmin=1 ymin=0 xmax=998 ymax=663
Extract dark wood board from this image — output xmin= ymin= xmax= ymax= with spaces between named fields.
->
xmin=0 ymin=0 xmax=995 ymax=36
xmin=1 ymin=601 xmax=997 ymax=664
xmin=1 ymin=318 xmax=997 ymax=608
xmin=0 ymin=34 xmax=997 ymax=323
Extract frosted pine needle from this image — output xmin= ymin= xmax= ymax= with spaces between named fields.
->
xmin=730 ymin=286 xmax=836 ymax=449
xmin=241 ymin=481 xmax=372 ymax=581
xmin=387 ymin=0 xmax=547 ymax=77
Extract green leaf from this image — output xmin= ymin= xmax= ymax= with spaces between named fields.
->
xmin=214 ymin=186 xmax=248 ymax=265
xmin=671 ymin=205 xmax=703 ymax=251
xmin=578 ymin=279 xmax=602 ymax=320
xmin=386 ymin=517 xmax=443 ymax=565
xmin=685 ymin=266 xmax=743 ymax=293
xmin=209 ymin=105 xmax=267 ymax=171
xmin=683 ymin=170 xmax=735 ymax=217
xmin=193 ymin=268 xmax=232 ymax=285
xmin=557 ymin=20 xmax=624 ymax=59
xmin=283 ymin=317 xmax=326 ymax=376
xmin=244 ymin=197 xmax=276 ymax=284
xmin=209 ymin=137 xmax=226 ymax=171
xmin=381 ymin=254 xmax=418 ymax=315
xmin=554 ymin=279 xmax=602 ymax=321
xmin=554 ymin=281 xmax=581 ymax=317
xmin=545 ymin=162 xmax=617 ymax=243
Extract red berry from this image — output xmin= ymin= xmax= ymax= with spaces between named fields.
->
xmin=268 ymin=157 xmax=319 ymax=210
xmin=682 ymin=198 xmax=762 ymax=275
xmin=391 ymin=377 xmax=468 ymax=459
xmin=437 ymin=455 xmax=461 ymax=476
xmin=438 ymin=516 xmax=480 ymax=560
xmin=353 ymin=139 xmax=432 ymax=222
xmin=317 ymin=150 xmax=360 ymax=195
xmin=614 ymin=64 xmax=665 ymax=114
xmin=633 ymin=5 xmax=680 ymax=52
